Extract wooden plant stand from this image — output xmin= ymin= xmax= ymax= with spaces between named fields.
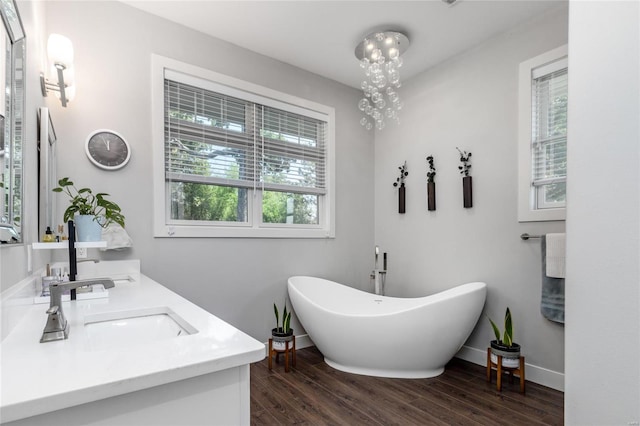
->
xmin=486 ymin=347 xmax=525 ymax=393
xmin=268 ymin=336 xmax=296 ymax=373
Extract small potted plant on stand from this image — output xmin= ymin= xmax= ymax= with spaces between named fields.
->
xmin=269 ymin=302 xmax=296 ymax=372
xmin=53 ymin=177 xmax=125 ymax=242
xmin=272 ymin=302 xmax=293 ymax=350
xmin=488 ymin=307 xmax=521 ymax=368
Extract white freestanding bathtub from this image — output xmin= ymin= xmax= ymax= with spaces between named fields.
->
xmin=287 ymin=276 xmax=486 ymax=379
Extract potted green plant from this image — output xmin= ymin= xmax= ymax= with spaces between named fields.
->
xmin=53 ymin=177 xmax=125 ymax=242
xmin=272 ymin=302 xmax=293 ymax=350
xmin=488 ymin=307 xmax=521 ymax=368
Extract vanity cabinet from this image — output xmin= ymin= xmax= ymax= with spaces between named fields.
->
xmin=3 ymin=367 xmax=251 ymax=425
xmin=0 ymin=262 xmax=265 ymax=425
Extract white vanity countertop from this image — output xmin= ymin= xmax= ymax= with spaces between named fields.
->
xmin=0 ymin=270 xmax=265 ymax=423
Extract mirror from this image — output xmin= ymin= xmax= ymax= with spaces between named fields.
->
xmin=37 ymin=107 xmax=57 ymax=237
xmin=0 ymin=0 xmax=25 ymax=244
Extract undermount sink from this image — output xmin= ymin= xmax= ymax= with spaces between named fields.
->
xmin=84 ymin=307 xmax=198 ymax=351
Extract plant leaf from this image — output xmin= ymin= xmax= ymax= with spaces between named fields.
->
xmin=283 ymin=311 xmax=291 ymax=333
xmin=273 ymin=303 xmax=279 ymax=329
xmin=488 ymin=316 xmax=501 ymax=342
xmin=504 ymin=307 xmax=513 ymax=346
xmin=282 ymin=305 xmax=287 ymax=329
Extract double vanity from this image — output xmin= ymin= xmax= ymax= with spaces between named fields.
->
xmin=0 ymin=260 xmax=265 ymax=425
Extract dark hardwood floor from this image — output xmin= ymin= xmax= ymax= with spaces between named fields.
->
xmin=250 ymin=346 xmax=564 ymax=425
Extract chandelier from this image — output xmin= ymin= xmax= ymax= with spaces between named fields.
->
xmin=355 ymin=30 xmax=410 ymax=131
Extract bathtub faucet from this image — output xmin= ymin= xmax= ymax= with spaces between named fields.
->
xmin=371 ymin=246 xmax=387 ymax=295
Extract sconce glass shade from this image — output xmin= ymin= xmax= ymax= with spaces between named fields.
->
xmin=47 ymin=33 xmax=74 ymax=68
xmin=41 ymin=33 xmax=76 ymax=107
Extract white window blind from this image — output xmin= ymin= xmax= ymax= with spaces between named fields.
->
xmin=517 ymin=45 xmax=567 ymax=222
xmin=531 ymin=65 xmax=567 ymax=202
xmin=165 ymin=79 xmax=257 ymax=190
xmin=261 ymin=107 xmax=326 ymax=195
xmin=153 ymin=55 xmax=335 ymax=237
xmin=165 ymin=79 xmax=327 ymax=195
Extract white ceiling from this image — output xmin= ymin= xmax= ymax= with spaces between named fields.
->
xmin=122 ymin=0 xmax=565 ymax=89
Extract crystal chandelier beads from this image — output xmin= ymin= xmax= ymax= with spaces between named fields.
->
xmin=355 ymin=30 xmax=410 ymax=131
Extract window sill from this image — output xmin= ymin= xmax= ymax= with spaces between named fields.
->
xmin=518 ymin=207 xmax=565 ymax=223
xmin=154 ymin=225 xmax=335 ymax=239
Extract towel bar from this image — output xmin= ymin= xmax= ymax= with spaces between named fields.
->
xmin=520 ymin=233 xmax=542 ymax=240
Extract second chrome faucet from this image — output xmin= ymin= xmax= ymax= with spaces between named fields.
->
xmin=371 ymin=246 xmax=387 ymax=295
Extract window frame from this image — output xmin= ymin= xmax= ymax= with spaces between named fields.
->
xmin=517 ymin=45 xmax=568 ymax=222
xmin=152 ymin=55 xmax=335 ymax=238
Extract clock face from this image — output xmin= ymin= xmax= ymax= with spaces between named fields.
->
xmin=85 ymin=130 xmax=131 ymax=170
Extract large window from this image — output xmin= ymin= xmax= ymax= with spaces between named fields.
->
xmin=518 ymin=46 xmax=568 ymax=222
xmin=152 ymin=56 xmax=335 ymax=238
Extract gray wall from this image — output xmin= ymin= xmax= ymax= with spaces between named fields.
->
xmin=374 ymin=6 xmax=568 ymax=378
xmin=42 ymin=1 xmax=374 ymax=341
xmin=565 ymin=1 xmax=639 ymax=423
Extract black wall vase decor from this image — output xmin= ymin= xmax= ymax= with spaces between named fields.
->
xmin=426 ymin=156 xmax=436 ymax=211
xmin=393 ymin=161 xmax=408 ymax=214
xmin=463 ymin=176 xmax=473 ymax=208
xmin=398 ymin=185 xmax=406 ymax=214
xmin=427 ymin=182 xmax=436 ymax=211
xmin=456 ymin=147 xmax=473 ymax=208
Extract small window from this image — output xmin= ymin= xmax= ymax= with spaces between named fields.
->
xmin=518 ymin=46 xmax=568 ymax=222
xmin=152 ymin=56 xmax=335 ymax=238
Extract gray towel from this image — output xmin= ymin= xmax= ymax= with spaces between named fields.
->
xmin=541 ymin=236 xmax=565 ymax=324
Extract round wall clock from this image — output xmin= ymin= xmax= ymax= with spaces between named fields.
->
xmin=85 ymin=129 xmax=131 ymax=170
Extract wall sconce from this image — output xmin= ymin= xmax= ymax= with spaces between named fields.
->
xmin=40 ymin=34 xmax=75 ymax=107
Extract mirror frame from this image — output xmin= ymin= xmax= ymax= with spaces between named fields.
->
xmin=0 ymin=0 xmax=25 ymax=244
xmin=37 ymin=107 xmax=57 ymax=238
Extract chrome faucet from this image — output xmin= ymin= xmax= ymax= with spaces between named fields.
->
xmin=40 ymin=278 xmax=115 ymax=343
xmin=77 ymin=259 xmax=100 ymax=264
xmin=371 ymin=246 xmax=387 ymax=295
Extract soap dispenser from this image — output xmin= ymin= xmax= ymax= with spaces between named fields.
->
xmin=42 ymin=227 xmax=56 ymax=243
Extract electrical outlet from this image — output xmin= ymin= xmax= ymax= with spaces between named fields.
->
xmin=77 ymin=247 xmax=88 ymax=259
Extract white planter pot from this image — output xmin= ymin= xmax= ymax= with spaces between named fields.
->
xmin=75 ymin=215 xmax=103 ymax=242
xmin=271 ymin=328 xmax=294 ymax=351
xmin=490 ymin=352 xmax=520 ymax=368
xmin=272 ymin=340 xmax=291 ymax=351
xmin=490 ymin=340 xmax=521 ymax=368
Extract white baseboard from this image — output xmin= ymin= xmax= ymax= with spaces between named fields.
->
xmin=292 ymin=334 xmax=315 ymax=349
xmin=455 ymin=345 xmax=565 ymax=392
